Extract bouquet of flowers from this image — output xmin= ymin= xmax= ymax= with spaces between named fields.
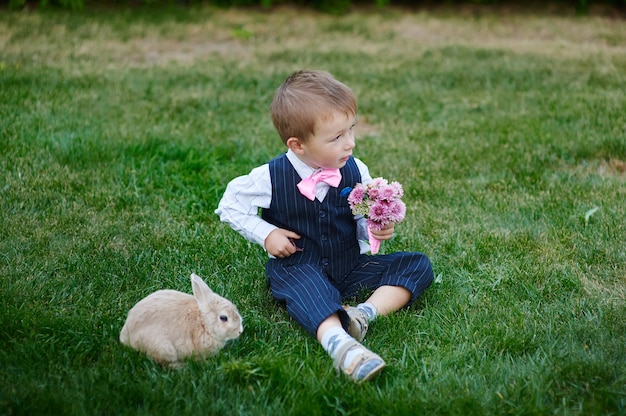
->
xmin=344 ymin=177 xmax=406 ymax=254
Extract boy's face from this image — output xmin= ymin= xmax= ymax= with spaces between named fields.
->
xmin=295 ymin=111 xmax=356 ymax=170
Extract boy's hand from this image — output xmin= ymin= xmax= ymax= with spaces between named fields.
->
xmin=265 ymin=228 xmax=301 ymax=258
xmin=370 ymin=223 xmax=395 ymax=241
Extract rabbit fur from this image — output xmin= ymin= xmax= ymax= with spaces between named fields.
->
xmin=120 ymin=273 xmax=243 ymax=367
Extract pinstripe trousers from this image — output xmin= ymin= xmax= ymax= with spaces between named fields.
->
xmin=266 ymin=251 xmax=433 ymax=337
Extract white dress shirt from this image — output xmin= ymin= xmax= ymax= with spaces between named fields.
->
xmin=215 ymin=149 xmax=373 ymax=253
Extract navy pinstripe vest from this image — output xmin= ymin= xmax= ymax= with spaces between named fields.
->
xmin=262 ymin=154 xmax=362 ymax=280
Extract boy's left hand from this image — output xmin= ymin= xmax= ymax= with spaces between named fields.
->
xmin=370 ymin=223 xmax=395 ymax=241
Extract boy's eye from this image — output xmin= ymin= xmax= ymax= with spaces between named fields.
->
xmin=332 ymin=123 xmax=356 ymax=141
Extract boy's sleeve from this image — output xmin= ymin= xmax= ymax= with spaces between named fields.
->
xmin=353 ymin=157 xmax=373 ymax=253
xmin=215 ymin=165 xmax=277 ymax=248
xmin=354 ymin=157 xmax=373 ymax=185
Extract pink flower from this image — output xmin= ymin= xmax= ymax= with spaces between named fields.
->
xmin=346 ymin=177 xmax=406 ymax=253
xmin=379 ymin=185 xmax=397 ymax=201
xmin=368 ymin=200 xmax=391 ymax=224
xmin=367 ymin=186 xmax=379 ymax=200
xmin=347 ymin=184 xmax=366 ymax=206
xmin=391 ymin=181 xmax=403 ymax=197
xmin=388 ymin=199 xmax=406 ymax=222
xmin=370 ymin=178 xmax=386 ymax=187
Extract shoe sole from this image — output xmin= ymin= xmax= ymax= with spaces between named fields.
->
xmin=357 ymin=361 xmax=386 ymax=383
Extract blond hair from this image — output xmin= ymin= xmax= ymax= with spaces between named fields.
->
xmin=270 ymin=70 xmax=357 ymax=144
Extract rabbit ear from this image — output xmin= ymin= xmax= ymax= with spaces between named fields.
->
xmin=190 ymin=273 xmax=215 ymax=309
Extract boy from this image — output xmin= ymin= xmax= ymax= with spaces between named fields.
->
xmin=215 ymin=70 xmax=433 ymax=382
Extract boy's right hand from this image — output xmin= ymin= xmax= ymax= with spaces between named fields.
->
xmin=264 ymin=229 xmax=301 ymax=258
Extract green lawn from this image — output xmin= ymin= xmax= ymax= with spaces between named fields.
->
xmin=1 ymin=5 xmax=625 ymax=415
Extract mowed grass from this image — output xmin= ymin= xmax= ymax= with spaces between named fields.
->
xmin=1 ymin=5 xmax=625 ymax=415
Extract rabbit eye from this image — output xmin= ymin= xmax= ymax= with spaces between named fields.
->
xmin=220 ymin=315 xmax=228 ymax=322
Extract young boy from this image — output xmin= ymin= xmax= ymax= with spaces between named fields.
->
xmin=215 ymin=69 xmax=433 ymax=382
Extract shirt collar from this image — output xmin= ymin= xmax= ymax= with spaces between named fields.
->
xmin=286 ymin=149 xmax=317 ymax=180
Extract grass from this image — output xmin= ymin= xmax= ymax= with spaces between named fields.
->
xmin=1 ymin=4 xmax=625 ymax=415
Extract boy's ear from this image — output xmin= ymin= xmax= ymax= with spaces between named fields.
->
xmin=286 ymin=137 xmax=305 ymax=154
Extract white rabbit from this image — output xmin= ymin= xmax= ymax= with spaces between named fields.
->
xmin=120 ymin=273 xmax=243 ymax=367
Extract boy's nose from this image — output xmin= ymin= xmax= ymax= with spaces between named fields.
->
xmin=345 ymin=135 xmax=355 ymax=150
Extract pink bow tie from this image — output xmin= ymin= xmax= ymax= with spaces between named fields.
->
xmin=297 ymin=168 xmax=342 ymax=201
